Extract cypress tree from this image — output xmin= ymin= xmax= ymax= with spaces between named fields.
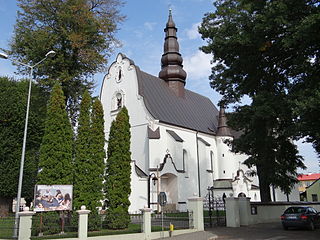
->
xmin=38 ymin=83 xmax=73 ymax=185
xmin=90 ymin=98 xmax=106 ymax=209
xmin=104 ymin=107 xmax=131 ymax=229
xmin=73 ymin=91 xmax=93 ymax=210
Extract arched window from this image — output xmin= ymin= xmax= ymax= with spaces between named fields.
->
xmin=183 ymin=149 xmax=188 ymax=177
xmin=210 ymin=151 xmax=214 ymax=172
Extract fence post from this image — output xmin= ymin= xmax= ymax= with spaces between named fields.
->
xmin=225 ymin=197 xmax=240 ymax=227
xmin=238 ymin=197 xmax=251 ymax=226
xmin=77 ymin=205 xmax=91 ymax=240
xmin=140 ymin=207 xmax=152 ymax=240
xmin=18 ymin=207 xmax=36 ymax=240
xmin=187 ymin=197 xmax=204 ymax=231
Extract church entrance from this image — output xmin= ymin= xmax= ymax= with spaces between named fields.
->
xmin=160 ymin=173 xmax=178 ymax=211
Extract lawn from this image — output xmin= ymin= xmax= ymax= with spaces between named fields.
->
xmin=0 ymin=216 xmax=15 ymax=239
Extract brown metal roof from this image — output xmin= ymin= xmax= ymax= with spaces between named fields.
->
xmin=135 ymin=66 xmax=219 ymax=135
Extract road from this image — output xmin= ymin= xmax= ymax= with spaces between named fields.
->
xmin=210 ymin=222 xmax=320 ymax=240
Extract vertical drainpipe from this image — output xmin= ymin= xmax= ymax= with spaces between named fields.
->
xmin=196 ymin=132 xmax=201 ymax=197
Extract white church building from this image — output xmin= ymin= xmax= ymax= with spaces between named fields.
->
xmin=100 ymin=12 xmax=262 ymax=213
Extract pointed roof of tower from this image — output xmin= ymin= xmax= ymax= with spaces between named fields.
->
xmin=158 ymin=10 xmax=187 ymax=84
xmin=216 ymin=107 xmax=232 ymax=136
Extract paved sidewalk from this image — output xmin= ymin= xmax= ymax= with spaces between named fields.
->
xmin=156 ymin=231 xmax=217 ymax=240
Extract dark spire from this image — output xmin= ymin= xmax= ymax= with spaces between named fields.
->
xmin=159 ymin=9 xmax=187 ymax=97
xmin=216 ymin=107 xmax=232 ymax=136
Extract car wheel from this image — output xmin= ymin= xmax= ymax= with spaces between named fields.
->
xmin=282 ymin=224 xmax=288 ymax=230
xmin=308 ymin=221 xmax=315 ymax=231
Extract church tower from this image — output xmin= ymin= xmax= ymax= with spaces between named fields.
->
xmin=216 ymin=107 xmax=237 ymax=179
xmin=159 ymin=10 xmax=187 ymax=97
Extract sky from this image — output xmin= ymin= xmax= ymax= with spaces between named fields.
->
xmin=0 ymin=0 xmax=319 ymax=173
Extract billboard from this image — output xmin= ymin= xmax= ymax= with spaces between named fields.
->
xmin=34 ymin=185 xmax=73 ymax=212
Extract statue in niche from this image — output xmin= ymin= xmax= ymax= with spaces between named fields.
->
xmin=116 ymin=94 xmax=122 ymax=109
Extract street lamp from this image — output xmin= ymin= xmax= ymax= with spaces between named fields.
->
xmin=0 ymin=50 xmax=55 ymax=238
xmin=147 ymin=173 xmax=158 ymax=208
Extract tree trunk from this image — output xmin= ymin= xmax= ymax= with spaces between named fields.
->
xmin=257 ymin=166 xmax=271 ymax=202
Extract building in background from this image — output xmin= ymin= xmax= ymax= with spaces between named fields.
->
xmin=298 ymin=173 xmax=320 ymax=193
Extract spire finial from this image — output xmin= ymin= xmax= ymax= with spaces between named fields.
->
xmin=159 ymin=9 xmax=187 ymax=97
xmin=169 ymin=8 xmax=172 ymax=16
xmin=216 ymin=106 xmax=232 ymax=136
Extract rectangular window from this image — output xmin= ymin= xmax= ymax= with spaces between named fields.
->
xmin=311 ymin=194 xmax=318 ymax=202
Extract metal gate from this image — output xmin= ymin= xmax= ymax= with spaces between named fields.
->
xmin=203 ymin=187 xmax=226 ymax=228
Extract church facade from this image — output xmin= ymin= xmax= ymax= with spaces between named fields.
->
xmin=100 ymin=12 xmax=260 ymax=213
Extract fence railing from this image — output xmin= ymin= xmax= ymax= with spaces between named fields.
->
xmin=0 ymin=215 xmax=16 ymax=239
xmin=30 ymin=212 xmax=144 ymax=238
xmin=11 ymin=197 xmax=204 ymax=240
xmin=151 ymin=212 xmax=191 ymax=231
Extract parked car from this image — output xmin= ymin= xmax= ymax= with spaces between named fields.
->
xmin=281 ymin=206 xmax=320 ymax=230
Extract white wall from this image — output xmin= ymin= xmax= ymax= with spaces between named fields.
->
xmin=250 ymin=202 xmax=320 ymax=224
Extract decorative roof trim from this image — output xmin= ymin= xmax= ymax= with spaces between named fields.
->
xmin=149 ymin=153 xmax=185 ymax=173
xmin=198 ymin=137 xmax=210 ymax=146
xmin=166 ymin=130 xmax=183 ymax=142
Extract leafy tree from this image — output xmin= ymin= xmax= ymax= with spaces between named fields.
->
xmin=9 ymin=0 xmax=125 ymax=124
xmin=199 ymin=0 xmax=308 ymax=201
xmin=104 ymin=107 xmax=131 ymax=229
xmin=38 ymin=83 xmax=73 ymax=185
xmin=74 ymin=91 xmax=105 ymax=213
xmin=0 ymin=77 xmax=47 ymax=213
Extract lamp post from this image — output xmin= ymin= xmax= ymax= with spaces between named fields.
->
xmin=147 ymin=173 xmax=158 ymax=209
xmin=0 ymin=50 xmax=56 ymax=238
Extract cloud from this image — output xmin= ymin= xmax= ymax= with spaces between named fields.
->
xmin=186 ymin=23 xmax=200 ymax=40
xmin=183 ymin=50 xmax=212 ymax=80
xmin=144 ymin=22 xmax=157 ymax=31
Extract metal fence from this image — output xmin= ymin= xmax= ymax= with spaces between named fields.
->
xmin=29 ymin=212 xmax=143 ymax=238
xmin=0 ymin=215 xmax=16 ymax=239
xmin=151 ymin=211 xmax=191 ymax=231
xmin=203 ymin=191 xmax=226 ymax=228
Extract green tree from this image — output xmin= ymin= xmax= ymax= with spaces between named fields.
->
xmin=73 ymin=90 xmax=92 ymax=210
xmin=38 ymin=83 xmax=73 ymax=185
xmin=199 ymin=0 xmax=307 ymax=201
xmin=0 ymin=77 xmax=47 ymax=213
xmin=90 ymin=98 xmax=106 ymax=208
xmin=104 ymin=107 xmax=131 ymax=229
xmin=74 ymin=91 xmax=105 ymax=212
xmin=9 ymin=0 xmax=125 ymax=124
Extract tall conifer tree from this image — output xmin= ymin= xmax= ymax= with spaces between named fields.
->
xmin=104 ymin=107 xmax=131 ymax=229
xmin=89 ymin=98 xmax=106 ymax=209
xmin=38 ymin=83 xmax=73 ymax=185
xmin=74 ymin=91 xmax=92 ymax=210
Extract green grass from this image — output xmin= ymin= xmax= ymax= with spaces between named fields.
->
xmin=204 ymin=210 xmax=226 ymax=217
xmin=0 ymin=217 xmax=15 ymax=239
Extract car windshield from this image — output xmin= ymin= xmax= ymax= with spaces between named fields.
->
xmin=284 ymin=207 xmax=306 ymax=214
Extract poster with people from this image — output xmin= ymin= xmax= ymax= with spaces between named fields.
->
xmin=34 ymin=185 xmax=73 ymax=212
